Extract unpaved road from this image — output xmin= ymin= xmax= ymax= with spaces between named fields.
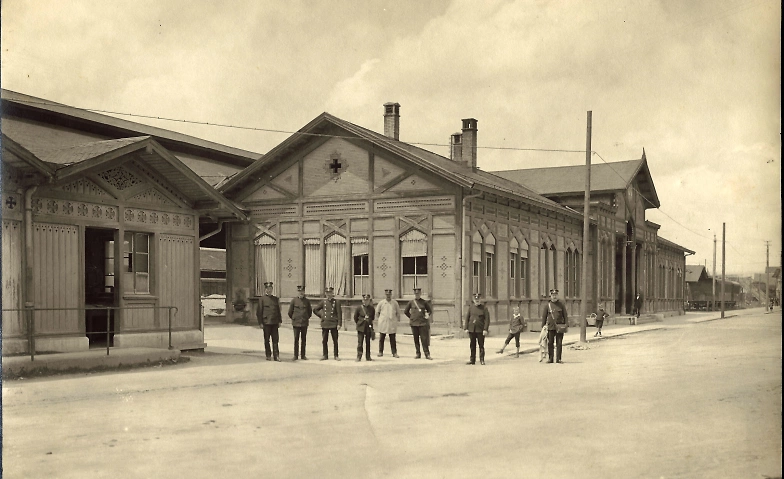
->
xmin=2 ymin=312 xmax=781 ymax=478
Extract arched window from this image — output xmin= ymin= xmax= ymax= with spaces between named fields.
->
xmin=303 ymin=238 xmax=320 ymax=295
xmin=510 ymin=237 xmax=519 ymax=298
xmin=325 ymin=233 xmax=347 ymax=296
xmin=401 ymin=229 xmax=428 ymax=294
xmin=550 ymin=243 xmax=558 ymax=292
xmin=255 ymin=233 xmax=276 ymax=295
xmin=352 ymin=237 xmax=369 ymax=296
xmin=485 ymin=233 xmax=496 ymax=297
xmin=565 ymin=247 xmax=573 ymax=297
xmin=539 ymin=242 xmax=549 ymax=297
xmin=472 ymin=231 xmax=483 ymax=295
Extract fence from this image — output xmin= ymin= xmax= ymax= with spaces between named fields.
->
xmin=1 ymin=305 xmax=178 ymax=362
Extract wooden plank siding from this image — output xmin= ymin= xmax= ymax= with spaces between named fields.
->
xmin=2 ymin=220 xmax=24 ymax=337
xmin=159 ymin=234 xmax=196 ymax=329
xmin=32 ymin=222 xmax=80 ymax=334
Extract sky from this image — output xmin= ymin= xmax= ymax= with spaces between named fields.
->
xmin=1 ymin=0 xmax=781 ymax=276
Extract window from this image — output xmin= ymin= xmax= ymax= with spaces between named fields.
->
xmin=123 ymin=232 xmax=149 ymax=293
xmin=573 ymin=250 xmax=581 ymax=298
xmin=255 ymin=234 xmax=277 ymax=295
xmin=484 ymin=233 xmax=495 ymax=297
xmin=472 ymin=232 xmax=482 ymax=295
xmin=352 ymin=237 xmax=369 ymax=296
xmin=565 ymin=248 xmax=573 ymax=297
xmin=304 ymin=238 xmax=321 ymax=295
xmin=401 ymin=229 xmax=428 ymax=294
xmin=325 ymin=233 xmax=347 ymax=296
xmin=550 ymin=244 xmax=558 ymax=292
xmin=510 ymin=250 xmax=518 ymax=298
xmin=104 ymin=240 xmax=115 ymax=293
xmin=539 ymin=243 xmax=548 ymax=297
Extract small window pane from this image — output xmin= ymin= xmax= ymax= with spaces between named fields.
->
xmin=402 ymin=257 xmax=416 ymax=275
xmin=136 ymin=252 xmax=149 ymax=273
xmin=135 ymin=233 xmax=149 ymax=253
xmin=415 ymin=256 xmax=427 ymax=275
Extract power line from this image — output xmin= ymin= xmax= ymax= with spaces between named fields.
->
xmin=10 ymin=98 xmax=586 ymax=154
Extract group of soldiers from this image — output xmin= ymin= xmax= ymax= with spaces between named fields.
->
xmin=256 ymin=282 xmax=433 ymax=362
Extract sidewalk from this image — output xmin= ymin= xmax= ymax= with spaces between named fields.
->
xmin=2 ymin=347 xmax=182 ymax=378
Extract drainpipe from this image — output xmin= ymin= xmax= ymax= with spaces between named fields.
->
xmin=23 ymin=186 xmax=37 ymax=356
xmin=199 ymin=220 xmax=224 ymax=243
xmin=460 ymin=187 xmax=482 ymax=336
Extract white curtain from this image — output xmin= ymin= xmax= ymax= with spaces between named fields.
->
xmin=255 ymin=234 xmax=277 ymax=295
xmin=351 ymin=237 xmax=368 ymax=255
xmin=325 ymin=234 xmax=347 ymax=295
xmin=520 ymin=239 xmax=529 ymax=259
xmin=485 ymin=233 xmax=495 ymax=255
xmin=401 ymin=229 xmax=427 ymax=257
xmin=304 ymin=238 xmax=320 ymax=295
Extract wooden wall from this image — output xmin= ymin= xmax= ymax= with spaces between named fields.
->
xmin=159 ymin=234 xmax=196 ymax=329
xmin=1 ymin=220 xmax=23 ymax=337
xmin=32 ymin=222 xmax=80 ymax=334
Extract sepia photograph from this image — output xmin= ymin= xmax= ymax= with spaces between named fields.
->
xmin=1 ymin=1 xmax=781 ymax=477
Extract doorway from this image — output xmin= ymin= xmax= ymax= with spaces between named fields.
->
xmin=85 ymin=228 xmax=117 ymax=347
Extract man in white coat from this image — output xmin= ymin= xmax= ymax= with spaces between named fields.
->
xmin=375 ymin=288 xmax=400 ymax=358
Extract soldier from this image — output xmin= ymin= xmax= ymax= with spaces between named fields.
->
xmin=314 ymin=286 xmax=342 ymax=361
xmin=287 ymin=285 xmax=312 ymax=360
xmin=375 ymin=288 xmax=400 ymax=358
xmin=353 ymin=294 xmax=375 ymax=361
xmin=464 ymin=293 xmax=490 ymax=365
xmin=404 ymin=287 xmax=433 ymax=359
xmin=541 ymin=288 xmax=568 ymax=363
xmin=257 ymin=282 xmax=282 ymax=361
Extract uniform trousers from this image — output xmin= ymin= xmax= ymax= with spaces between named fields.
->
xmin=293 ymin=326 xmax=307 ymax=358
xmin=547 ymin=329 xmax=564 ymax=362
xmin=378 ymin=333 xmax=397 ymax=355
xmin=468 ymin=332 xmax=485 ymax=363
xmin=410 ymin=325 xmax=430 ymax=356
xmin=321 ymin=328 xmax=339 ymax=357
xmin=262 ymin=324 xmax=280 ymax=358
xmin=357 ymin=331 xmax=371 ymax=359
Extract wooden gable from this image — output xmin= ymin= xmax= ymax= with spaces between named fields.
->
xmin=302 ymin=138 xmax=370 ymax=197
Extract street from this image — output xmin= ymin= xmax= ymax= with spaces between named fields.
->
xmin=2 ymin=310 xmax=781 ymax=479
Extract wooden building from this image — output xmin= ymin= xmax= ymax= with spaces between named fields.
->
xmin=1 ymin=90 xmax=257 ymax=353
xmin=219 ymin=103 xmax=693 ymax=331
xmin=685 ymin=265 xmax=744 ymax=310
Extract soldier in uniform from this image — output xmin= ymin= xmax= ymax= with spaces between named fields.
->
xmin=375 ymin=288 xmax=400 ymax=358
xmin=287 ymin=285 xmax=312 ymax=360
xmin=404 ymin=288 xmax=433 ymax=359
xmin=353 ymin=294 xmax=375 ymax=361
xmin=257 ymin=282 xmax=282 ymax=361
xmin=541 ymin=288 xmax=568 ymax=363
xmin=314 ymin=286 xmax=342 ymax=361
xmin=464 ymin=293 xmax=490 ymax=365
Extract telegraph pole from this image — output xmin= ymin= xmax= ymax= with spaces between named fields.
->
xmin=765 ymin=240 xmax=770 ymax=311
xmin=579 ymin=111 xmax=591 ymax=343
xmin=712 ymin=234 xmax=717 ymax=311
xmin=721 ymin=223 xmax=726 ymax=318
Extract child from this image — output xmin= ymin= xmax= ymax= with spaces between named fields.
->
xmin=538 ymin=323 xmax=549 ymax=362
xmin=497 ymin=306 xmax=525 ymax=357
xmin=594 ymin=308 xmax=609 ymax=337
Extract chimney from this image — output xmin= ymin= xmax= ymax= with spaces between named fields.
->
xmin=461 ymin=118 xmax=478 ymax=168
xmin=450 ymin=132 xmax=463 ymax=163
xmin=383 ymin=102 xmax=400 ymax=140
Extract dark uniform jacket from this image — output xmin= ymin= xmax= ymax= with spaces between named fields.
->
xmin=353 ymin=304 xmax=375 ymax=333
xmin=404 ymin=298 xmax=432 ymax=327
xmin=464 ymin=303 xmax=491 ymax=333
xmin=314 ymin=298 xmax=342 ymax=329
xmin=508 ymin=313 xmax=525 ymax=334
xmin=541 ymin=300 xmax=568 ymax=331
xmin=288 ymin=296 xmax=313 ymax=328
xmin=257 ymin=294 xmax=282 ymax=327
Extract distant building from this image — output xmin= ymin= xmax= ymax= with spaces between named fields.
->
xmin=685 ymin=265 xmax=743 ymax=310
xmin=200 ymin=247 xmax=226 ymax=297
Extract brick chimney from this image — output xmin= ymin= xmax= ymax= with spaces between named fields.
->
xmin=450 ymin=132 xmax=463 ymax=164
xmin=461 ymin=118 xmax=478 ymax=168
xmin=383 ymin=102 xmax=400 ymax=140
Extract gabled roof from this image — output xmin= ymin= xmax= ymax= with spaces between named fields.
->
xmin=685 ymin=265 xmax=706 ymax=283
xmin=492 ymin=151 xmax=660 ymax=208
xmin=2 ymin=133 xmax=247 ymax=221
xmin=221 ymin=112 xmax=578 ymax=217
xmin=658 ymin=236 xmax=695 ymax=255
xmin=200 ymin=248 xmax=227 ymax=272
xmin=1 ymin=89 xmax=262 ymax=171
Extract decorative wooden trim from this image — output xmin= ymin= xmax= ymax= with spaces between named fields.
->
xmin=304 ymin=201 xmax=369 ymax=216
xmin=374 ymin=196 xmax=455 ymax=213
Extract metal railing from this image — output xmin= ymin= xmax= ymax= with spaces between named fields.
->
xmin=1 ymin=305 xmax=178 ymax=361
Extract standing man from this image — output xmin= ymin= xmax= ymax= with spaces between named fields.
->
xmin=314 ymin=286 xmax=342 ymax=361
xmin=633 ymin=292 xmax=643 ymax=319
xmin=375 ymin=288 xmax=400 ymax=358
xmin=257 ymin=282 xmax=282 ymax=362
xmin=353 ymin=294 xmax=375 ymax=361
xmin=404 ymin=287 xmax=433 ymax=359
xmin=541 ymin=288 xmax=568 ymax=364
xmin=288 ymin=285 xmax=312 ymax=361
xmin=464 ymin=293 xmax=490 ymax=365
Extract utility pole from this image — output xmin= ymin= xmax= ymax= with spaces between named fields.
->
xmin=712 ymin=234 xmax=717 ymax=311
xmin=721 ymin=223 xmax=726 ymax=318
xmin=765 ymin=240 xmax=770 ymax=311
xmin=579 ymin=111 xmax=591 ymax=343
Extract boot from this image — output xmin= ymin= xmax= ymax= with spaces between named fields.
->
xmin=334 ymin=355 xmax=341 ymax=361
xmin=497 ymin=346 xmax=505 ymax=354
xmin=356 ymin=356 xmax=361 ymax=362
xmin=392 ymin=353 xmax=399 ymax=358
xmin=366 ymin=356 xmax=373 ymax=361
xmin=515 ymin=347 xmax=520 ymax=358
